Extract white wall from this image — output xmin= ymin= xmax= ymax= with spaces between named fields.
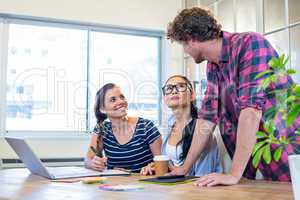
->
xmin=0 ymin=0 xmax=179 ymax=30
xmin=0 ymin=0 xmax=185 ymax=160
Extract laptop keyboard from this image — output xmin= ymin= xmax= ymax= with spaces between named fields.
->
xmin=47 ymin=166 xmax=99 ymax=176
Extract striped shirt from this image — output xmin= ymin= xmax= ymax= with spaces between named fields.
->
xmin=93 ymin=118 xmax=161 ymax=173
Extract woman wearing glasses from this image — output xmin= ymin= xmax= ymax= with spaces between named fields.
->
xmin=141 ymin=75 xmax=222 ymax=176
xmin=85 ymin=83 xmax=162 ymax=173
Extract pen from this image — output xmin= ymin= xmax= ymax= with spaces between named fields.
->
xmin=90 ymin=146 xmax=103 ymax=158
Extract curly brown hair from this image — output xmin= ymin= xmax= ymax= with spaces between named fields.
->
xmin=167 ymin=7 xmax=222 ymax=42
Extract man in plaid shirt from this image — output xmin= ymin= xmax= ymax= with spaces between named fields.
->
xmin=167 ymin=7 xmax=300 ymax=186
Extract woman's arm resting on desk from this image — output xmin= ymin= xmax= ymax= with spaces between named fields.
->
xmin=149 ymin=136 xmax=162 ymax=156
xmin=140 ymin=135 xmax=162 ymax=175
xmin=195 ymin=107 xmax=262 ymax=187
xmin=84 ymin=134 xmax=107 ymax=171
xmin=168 ymin=119 xmax=216 ymax=175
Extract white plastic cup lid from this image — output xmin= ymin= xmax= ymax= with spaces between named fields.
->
xmin=153 ymin=155 xmax=169 ymax=161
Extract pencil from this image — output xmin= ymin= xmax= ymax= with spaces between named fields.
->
xmin=90 ymin=146 xmax=103 ymax=158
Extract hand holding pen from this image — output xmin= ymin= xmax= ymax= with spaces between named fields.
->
xmin=90 ymin=146 xmax=107 ymax=171
xmin=90 ymin=146 xmax=103 ymax=158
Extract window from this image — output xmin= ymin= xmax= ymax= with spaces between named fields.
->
xmin=185 ymin=0 xmax=198 ymax=8
xmin=216 ymin=0 xmax=234 ymax=32
xmin=0 ymin=18 xmax=6 ymax=134
xmin=89 ymin=32 xmax=160 ymax=128
xmin=6 ymin=23 xmax=88 ymax=131
xmin=236 ymin=0 xmax=256 ymax=32
xmin=0 ymin=16 xmax=162 ymax=133
xmin=290 ymin=26 xmax=300 ymax=83
xmin=265 ymin=30 xmax=289 ymax=56
xmin=199 ymin=0 xmax=217 ymax=7
xmin=194 ymin=0 xmax=300 ymax=89
xmin=288 ymin=0 xmax=300 ymax=25
xmin=262 ymin=0 xmax=300 ymax=84
xmin=264 ymin=0 xmax=286 ymax=32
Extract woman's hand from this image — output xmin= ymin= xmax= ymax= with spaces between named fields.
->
xmin=89 ymin=156 xmax=107 ymax=171
xmin=140 ymin=162 xmax=155 ymax=175
xmin=166 ymin=165 xmax=188 ymax=176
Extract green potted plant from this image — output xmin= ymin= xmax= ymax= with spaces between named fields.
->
xmin=251 ymin=54 xmax=300 ymax=200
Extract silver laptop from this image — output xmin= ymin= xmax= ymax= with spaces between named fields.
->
xmin=5 ymin=137 xmax=130 ymax=180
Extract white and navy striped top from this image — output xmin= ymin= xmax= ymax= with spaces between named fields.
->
xmin=93 ymin=118 xmax=161 ymax=173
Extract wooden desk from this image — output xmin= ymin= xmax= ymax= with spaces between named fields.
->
xmin=0 ymin=168 xmax=294 ymax=200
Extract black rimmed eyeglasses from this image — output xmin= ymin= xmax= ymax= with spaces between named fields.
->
xmin=162 ymin=82 xmax=192 ymax=95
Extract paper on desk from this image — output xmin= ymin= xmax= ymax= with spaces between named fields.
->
xmin=51 ymin=176 xmax=107 ymax=184
xmin=51 ymin=178 xmax=81 ymax=183
xmin=99 ymin=184 xmax=144 ymax=191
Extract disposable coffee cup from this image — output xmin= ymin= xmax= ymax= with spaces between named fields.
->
xmin=153 ymin=155 xmax=169 ymax=176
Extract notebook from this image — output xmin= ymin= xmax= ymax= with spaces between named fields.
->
xmin=99 ymin=184 xmax=144 ymax=191
xmin=139 ymin=175 xmax=198 ymax=185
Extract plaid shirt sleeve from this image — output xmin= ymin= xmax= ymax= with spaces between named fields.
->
xmin=237 ymin=33 xmax=278 ymax=110
xmin=198 ymin=63 xmax=219 ymax=124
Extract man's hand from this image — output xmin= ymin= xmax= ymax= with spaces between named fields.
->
xmin=195 ymin=173 xmax=240 ymax=187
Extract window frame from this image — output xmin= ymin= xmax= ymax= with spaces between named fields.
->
xmin=0 ymin=18 xmax=9 ymax=136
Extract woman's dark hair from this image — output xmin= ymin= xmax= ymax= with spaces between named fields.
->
xmin=163 ymin=75 xmax=198 ymax=162
xmin=179 ymin=118 xmax=197 ymax=162
xmin=167 ymin=7 xmax=222 ymax=42
xmin=94 ymin=83 xmax=116 ymax=124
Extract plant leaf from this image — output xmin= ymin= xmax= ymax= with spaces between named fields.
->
xmin=286 ymin=105 xmax=300 ymax=127
xmin=259 ymin=77 xmax=272 ymax=90
xmin=269 ymin=74 xmax=278 ymax=82
xmin=256 ymin=131 xmax=267 ymax=138
xmin=252 ymin=140 xmax=267 ymax=156
xmin=296 ymin=129 xmax=300 ymax=135
xmin=293 ymin=85 xmax=300 ymax=96
xmin=263 ymin=120 xmax=276 ymax=134
xmin=279 ymin=135 xmax=287 ymax=144
xmin=279 ymin=54 xmax=285 ymax=69
xmin=283 ymin=55 xmax=290 ymax=66
xmin=263 ymin=144 xmax=272 ymax=164
xmin=252 ymin=147 xmax=264 ymax=168
xmin=273 ymin=146 xmax=283 ymax=161
xmin=287 ymin=69 xmax=296 ymax=75
xmin=255 ymin=70 xmax=272 ymax=79
xmin=285 ymin=95 xmax=296 ymax=103
xmin=268 ymin=58 xmax=276 ymax=68
xmin=263 ymin=106 xmax=277 ymax=120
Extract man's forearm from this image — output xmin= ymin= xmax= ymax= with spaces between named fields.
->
xmin=183 ymin=119 xmax=215 ymax=173
xmin=230 ymin=107 xmax=262 ymax=179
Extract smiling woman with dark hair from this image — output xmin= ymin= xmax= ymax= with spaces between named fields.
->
xmin=141 ymin=75 xmax=222 ymax=176
xmin=85 ymin=83 xmax=162 ymax=173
